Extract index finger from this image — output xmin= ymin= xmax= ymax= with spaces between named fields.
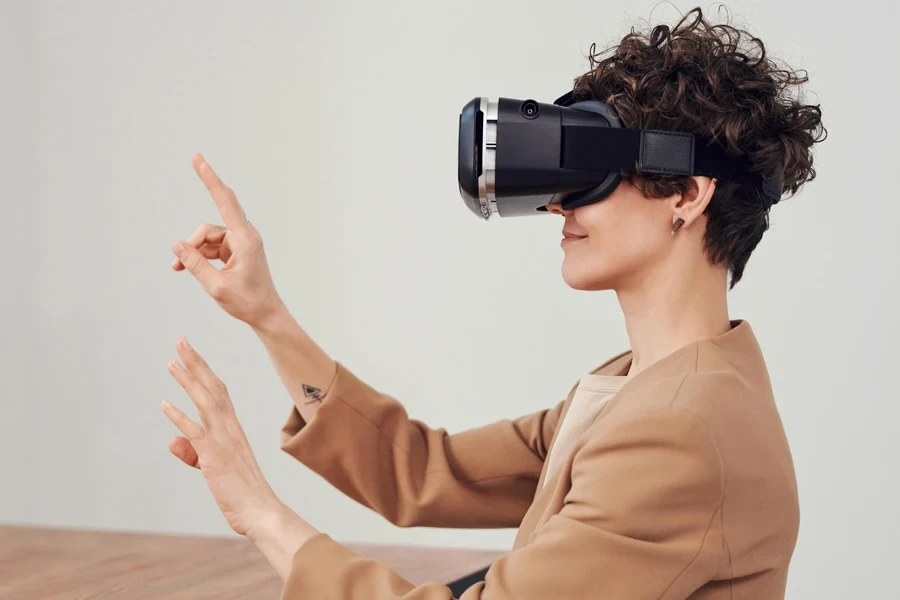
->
xmin=192 ymin=153 xmax=247 ymax=230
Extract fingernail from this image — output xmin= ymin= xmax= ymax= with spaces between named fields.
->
xmin=170 ymin=360 xmax=183 ymax=371
xmin=180 ymin=337 xmax=192 ymax=351
xmin=172 ymin=242 xmax=187 ymax=258
xmin=161 ymin=400 xmax=171 ymax=410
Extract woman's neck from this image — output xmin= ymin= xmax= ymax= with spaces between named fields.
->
xmin=616 ymin=258 xmax=731 ymax=377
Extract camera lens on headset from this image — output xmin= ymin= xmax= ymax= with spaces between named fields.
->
xmin=521 ymin=99 xmax=540 ymax=119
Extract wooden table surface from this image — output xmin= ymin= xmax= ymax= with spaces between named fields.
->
xmin=0 ymin=525 xmax=505 ymax=599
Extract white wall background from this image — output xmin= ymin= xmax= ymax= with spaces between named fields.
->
xmin=1 ymin=0 xmax=37 ymax=525
xmin=2 ymin=1 xmax=897 ymax=597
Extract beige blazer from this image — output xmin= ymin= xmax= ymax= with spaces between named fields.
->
xmin=279 ymin=320 xmax=799 ymax=599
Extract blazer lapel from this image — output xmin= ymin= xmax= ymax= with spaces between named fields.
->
xmin=515 ymin=351 xmax=634 ymax=548
xmin=533 ymin=350 xmax=633 ymax=491
xmin=514 ymin=320 xmax=759 ymax=549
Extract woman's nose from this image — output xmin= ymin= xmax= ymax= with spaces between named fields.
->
xmin=545 ymin=201 xmax=572 ymax=216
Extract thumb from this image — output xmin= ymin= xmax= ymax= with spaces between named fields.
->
xmin=168 ymin=436 xmax=200 ymax=469
xmin=172 ymin=241 xmax=220 ymax=293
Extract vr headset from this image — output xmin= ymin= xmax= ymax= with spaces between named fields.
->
xmin=457 ymin=90 xmax=784 ymax=220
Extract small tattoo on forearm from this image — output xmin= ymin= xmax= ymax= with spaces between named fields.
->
xmin=303 ymin=383 xmax=325 ymax=404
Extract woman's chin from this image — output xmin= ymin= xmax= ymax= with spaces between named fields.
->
xmin=561 ymin=261 xmax=613 ymax=291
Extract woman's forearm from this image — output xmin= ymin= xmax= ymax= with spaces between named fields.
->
xmin=250 ymin=301 xmax=338 ymax=422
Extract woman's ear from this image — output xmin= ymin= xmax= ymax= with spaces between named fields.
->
xmin=669 ymin=176 xmax=717 ymax=229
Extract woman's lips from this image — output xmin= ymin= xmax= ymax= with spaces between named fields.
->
xmin=561 ymin=234 xmax=588 ymax=247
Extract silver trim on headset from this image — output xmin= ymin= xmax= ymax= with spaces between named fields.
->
xmin=478 ymin=98 xmax=499 ymax=218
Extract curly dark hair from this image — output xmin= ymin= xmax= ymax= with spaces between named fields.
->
xmin=571 ymin=6 xmax=826 ymax=287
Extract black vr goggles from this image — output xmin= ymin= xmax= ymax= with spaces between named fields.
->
xmin=457 ymin=90 xmax=784 ymax=220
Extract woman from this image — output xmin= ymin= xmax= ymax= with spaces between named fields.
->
xmin=162 ymin=9 xmax=824 ymax=599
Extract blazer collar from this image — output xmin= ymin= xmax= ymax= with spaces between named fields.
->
xmin=596 ymin=318 xmax=757 ymax=376
xmin=534 ymin=319 xmax=761 ymax=490
xmin=591 ymin=319 xmax=763 ymax=418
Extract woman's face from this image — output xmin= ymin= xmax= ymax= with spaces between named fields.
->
xmin=547 ymin=179 xmax=677 ymax=291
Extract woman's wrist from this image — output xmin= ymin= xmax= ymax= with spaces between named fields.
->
xmin=247 ymin=295 xmax=338 ymax=420
xmin=249 ymin=296 xmax=291 ymax=335
xmin=247 ymin=500 xmax=320 ymax=580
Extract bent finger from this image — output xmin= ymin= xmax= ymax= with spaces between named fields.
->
xmin=173 ymin=244 xmax=220 ymax=270
xmin=171 ymin=242 xmax=223 ymax=296
xmin=187 ymin=223 xmax=227 ymax=248
xmin=172 ymin=225 xmax=228 ymax=271
xmin=201 ymin=241 xmax=233 ymax=264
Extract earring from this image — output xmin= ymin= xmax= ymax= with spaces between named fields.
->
xmin=671 ymin=217 xmax=685 ymax=236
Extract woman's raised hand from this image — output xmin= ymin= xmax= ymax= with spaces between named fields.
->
xmin=171 ymin=154 xmax=284 ymax=327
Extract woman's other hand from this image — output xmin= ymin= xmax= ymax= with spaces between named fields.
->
xmin=161 ymin=337 xmax=318 ymax=577
xmin=161 ymin=336 xmax=279 ymax=537
xmin=171 ymin=153 xmax=284 ymax=327
xmin=161 ymin=337 xmax=293 ymax=536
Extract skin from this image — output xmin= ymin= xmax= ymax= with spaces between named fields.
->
xmin=163 ymin=154 xmax=733 ymax=580
xmin=546 ymin=175 xmax=732 ymax=374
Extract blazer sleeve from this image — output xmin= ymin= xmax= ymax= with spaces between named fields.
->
xmin=279 ymin=361 xmax=570 ymax=528
xmin=279 ymin=406 xmax=725 ymax=600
